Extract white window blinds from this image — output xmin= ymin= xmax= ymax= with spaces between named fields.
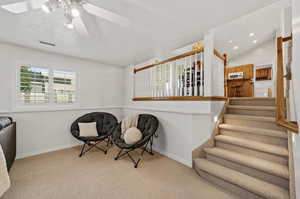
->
xmin=53 ymin=70 xmax=76 ymax=104
xmin=18 ymin=66 xmax=76 ymax=105
xmin=19 ymin=66 xmax=50 ymax=104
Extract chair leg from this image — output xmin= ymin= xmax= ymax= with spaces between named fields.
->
xmin=79 ymin=143 xmax=86 ymax=157
xmin=146 ymin=136 xmax=154 ymax=155
xmin=133 ymin=146 xmax=147 ymax=168
xmin=114 ymin=149 xmax=123 ymax=160
xmin=79 ymin=140 xmax=110 ymax=157
xmin=114 ymin=142 xmax=151 ymax=168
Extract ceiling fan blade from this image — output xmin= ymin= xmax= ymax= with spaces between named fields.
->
xmin=82 ymin=2 xmax=131 ymax=27
xmin=0 ymin=0 xmax=45 ymax=14
xmin=28 ymin=0 xmax=46 ymax=10
xmin=73 ymin=7 xmax=102 ymax=39
xmin=0 ymin=0 xmax=25 ymax=6
xmin=73 ymin=16 xmax=89 ymax=37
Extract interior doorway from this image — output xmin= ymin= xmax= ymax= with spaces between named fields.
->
xmin=226 ymin=64 xmax=254 ymax=97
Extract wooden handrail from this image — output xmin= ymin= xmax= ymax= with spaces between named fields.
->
xmin=134 ymin=47 xmax=204 ymax=73
xmin=133 ymin=96 xmax=227 ymax=101
xmin=223 ymin=53 xmax=228 ymax=97
xmin=134 ymin=47 xmax=225 ymax=73
xmin=276 ymin=37 xmax=298 ymax=133
xmin=214 ymin=49 xmax=226 ymax=61
xmin=282 ymin=35 xmax=293 ymax=42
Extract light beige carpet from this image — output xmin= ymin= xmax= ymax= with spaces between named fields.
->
xmin=3 ymin=145 xmax=238 ymax=199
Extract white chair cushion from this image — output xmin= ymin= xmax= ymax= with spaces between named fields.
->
xmin=124 ymin=127 xmax=142 ymax=145
xmin=78 ymin=122 xmax=98 ymax=137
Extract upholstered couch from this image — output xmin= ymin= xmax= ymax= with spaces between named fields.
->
xmin=0 ymin=117 xmax=16 ymax=171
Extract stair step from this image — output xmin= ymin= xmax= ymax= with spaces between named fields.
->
xmin=224 ymin=114 xmax=283 ymax=131
xmin=219 ymin=124 xmax=287 ymax=139
xmin=229 ymin=97 xmax=275 ymax=100
xmin=224 ymin=114 xmax=275 ymax=122
xmin=227 ymin=105 xmax=275 ymax=117
xmin=194 ymin=158 xmax=289 ymax=199
xmin=229 ymin=97 xmax=275 ymax=106
xmin=204 ymin=148 xmax=289 ymax=179
xmin=215 ymin=135 xmax=289 ymax=157
xmin=227 ymin=105 xmax=276 ymax=111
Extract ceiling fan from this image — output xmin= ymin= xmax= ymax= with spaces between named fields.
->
xmin=0 ymin=0 xmax=131 ymax=37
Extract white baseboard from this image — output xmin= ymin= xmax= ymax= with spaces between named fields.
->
xmin=16 ymin=144 xmax=192 ymax=168
xmin=153 ymin=147 xmax=192 ymax=168
xmin=16 ymin=143 xmax=81 ymax=159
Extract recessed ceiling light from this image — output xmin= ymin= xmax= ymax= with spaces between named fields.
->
xmin=249 ymin=33 xmax=255 ymax=37
xmin=233 ymin=46 xmax=239 ymax=50
xmin=228 ymin=40 xmax=233 ymax=43
xmin=65 ymin=23 xmax=74 ymax=29
xmin=253 ymin=40 xmax=258 ymax=44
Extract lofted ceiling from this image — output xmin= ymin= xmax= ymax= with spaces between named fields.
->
xmin=0 ymin=0 xmax=282 ymax=66
xmin=215 ymin=0 xmax=289 ymax=61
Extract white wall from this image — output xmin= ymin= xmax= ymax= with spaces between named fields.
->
xmin=292 ymin=0 xmax=300 ymax=195
xmin=229 ymin=40 xmax=275 ymax=67
xmin=0 ymin=42 xmax=124 ymax=158
xmin=228 ymin=40 xmax=276 ymax=97
xmin=124 ymin=65 xmax=224 ymax=167
xmin=0 ymin=40 xmax=224 ymax=167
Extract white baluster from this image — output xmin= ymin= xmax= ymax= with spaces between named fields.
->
xmin=194 ymin=53 xmax=198 ymax=96
xmin=166 ymin=63 xmax=170 ymax=96
xmin=174 ymin=61 xmax=177 ymax=96
xmin=184 ymin=57 xmax=188 ymax=96
xmin=180 ymin=62 xmax=184 ymax=96
xmin=149 ymin=67 xmax=154 ymax=97
xmin=157 ymin=64 xmax=160 ymax=97
xmin=132 ymin=66 xmax=136 ymax=98
xmin=158 ymin=65 xmax=163 ymax=97
xmin=170 ymin=62 xmax=175 ymax=97
xmin=161 ymin=64 xmax=164 ymax=97
xmin=189 ymin=55 xmax=193 ymax=96
xmin=200 ymin=52 xmax=204 ymax=96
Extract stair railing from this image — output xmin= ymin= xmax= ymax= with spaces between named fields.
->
xmin=276 ymin=36 xmax=298 ymax=133
xmin=132 ymin=47 xmax=227 ymax=101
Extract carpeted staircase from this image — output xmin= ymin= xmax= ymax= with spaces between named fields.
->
xmin=193 ymin=98 xmax=294 ymax=199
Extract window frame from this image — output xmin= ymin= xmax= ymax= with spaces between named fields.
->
xmin=14 ymin=64 xmax=80 ymax=111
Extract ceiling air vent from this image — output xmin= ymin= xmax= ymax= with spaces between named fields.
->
xmin=39 ymin=41 xmax=56 ymax=47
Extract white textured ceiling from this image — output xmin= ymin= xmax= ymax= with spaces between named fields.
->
xmin=0 ymin=0 xmax=282 ymax=66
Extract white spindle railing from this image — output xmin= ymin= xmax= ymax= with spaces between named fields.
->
xmin=133 ymin=52 xmax=206 ymax=98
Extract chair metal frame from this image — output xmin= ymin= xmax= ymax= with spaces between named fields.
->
xmin=79 ymin=137 xmax=113 ymax=157
xmin=114 ymin=136 xmax=154 ymax=168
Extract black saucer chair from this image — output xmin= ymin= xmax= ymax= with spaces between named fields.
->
xmin=112 ymin=114 xmax=159 ymax=168
xmin=71 ymin=112 xmax=118 ymax=157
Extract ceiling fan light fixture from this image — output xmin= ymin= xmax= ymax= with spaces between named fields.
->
xmin=41 ymin=3 xmax=50 ymax=13
xmin=71 ymin=7 xmax=80 ymax=17
xmin=65 ymin=22 xmax=74 ymax=29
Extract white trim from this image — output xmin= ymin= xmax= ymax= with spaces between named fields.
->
xmin=122 ymin=106 xmax=211 ymax=115
xmin=153 ymin=147 xmax=192 ymax=167
xmin=16 ymin=143 xmax=81 ymax=159
xmin=13 ymin=63 xmax=80 ymax=110
xmin=0 ymin=106 xmax=122 ymax=114
xmin=16 ymin=144 xmax=192 ymax=167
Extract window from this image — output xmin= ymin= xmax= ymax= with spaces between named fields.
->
xmin=20 ymin=66 xmax=50 ymax=104
xmin=18 ymin=66 xmax=76 ymax=105
xmin=53 ymin=70 xmax=76 ymax=104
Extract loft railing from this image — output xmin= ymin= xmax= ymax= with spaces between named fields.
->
xmin=276 ymin=36 xmax=298 ymax=133
xmin=132 ymin=47 xmax=227 ymax=101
